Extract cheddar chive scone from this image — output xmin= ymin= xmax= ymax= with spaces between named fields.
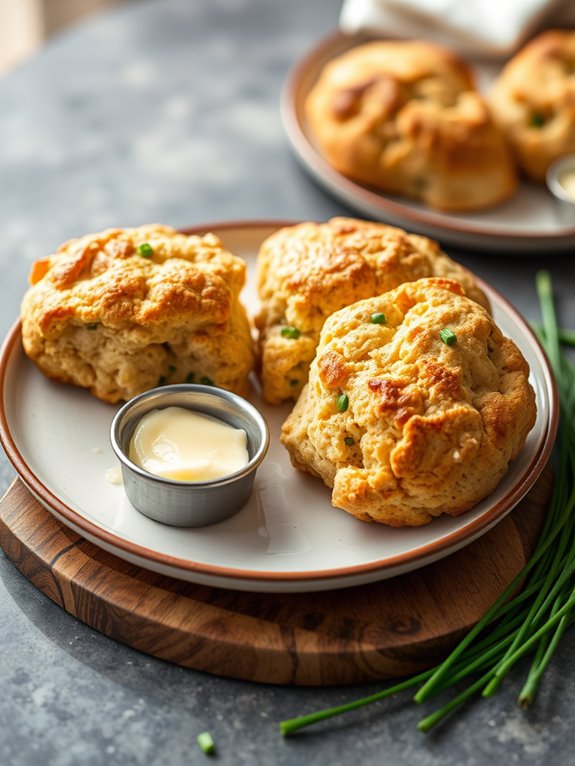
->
xmin=255 ymin=217 xmax=489 ymax=405
xmin=281 ymin=278 xmax=536 ymax=527
xmin=21 ymin=224 xmax=254 ymax=403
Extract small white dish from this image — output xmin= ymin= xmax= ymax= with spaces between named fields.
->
xmin=0 ymin=222 xmax=557 ymax=593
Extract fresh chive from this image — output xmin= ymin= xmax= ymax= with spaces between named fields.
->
xmin=196 ymin=731 xmax=215 ymax=755
xmin=200 ymin=376 xmax=214 ymax=386
xmin=530 ymin=113 xmax=546 ymax=128
xmin=344 ymin=436 xmax=355 ymax=446
xmin=336 ymin=394 xmax=349 ymax=412
xmin=186 ymin=372 xmax=196 ymax=383
xmin=168 ymin=364 xmax=176 ymax=374
xmin=439 ymin=328 xmax=457 ymax=345
xmin=86 ymin=323 xmax=98 ymax=331
xmin=278 ymin=271 xmax=575 ymax=737
xmin=281 ymin=326 xmax=301 ymax=340
xmin=157 ymin=376 xmax=166 ymax=386
xmin=137 ymin=242 xmax=154 ymax=258
xmin=369 ymin=312 xmax=386 ymax=324
xmin=289 ymin=379 xmax=299 ymax=387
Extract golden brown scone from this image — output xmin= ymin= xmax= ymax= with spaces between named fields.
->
xmin=305 ymin=40 xmax=517 ymax=211
xmin=489 ymin=30 xmax=575 ymax=182
xmin=21 ymin=224 xmax=254 ymax=403
xmin=255 ymin=217 xmax=489 ymax=405
xmin=281 ymin=278 xmax=536 ymax=527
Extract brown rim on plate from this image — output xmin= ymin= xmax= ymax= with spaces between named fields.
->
xmin=281 ymin=31 xmax=575 ymax=253
xmin=0 ymin=221 xmax=559 ymax=588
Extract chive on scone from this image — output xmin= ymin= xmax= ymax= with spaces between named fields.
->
xmin=255 ymin=217 xmax=490 ymax=405
xmin=281 ymin=278 xmax=536 ymax=527
xmin=21 ymin=224 xmax=254 ymax=403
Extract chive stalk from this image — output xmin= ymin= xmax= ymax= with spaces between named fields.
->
xmin=279 ymin=270 xmax=575 ymax=737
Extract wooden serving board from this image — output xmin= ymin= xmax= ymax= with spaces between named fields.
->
xmin=0 ymin=471 xmax=552 ymax=686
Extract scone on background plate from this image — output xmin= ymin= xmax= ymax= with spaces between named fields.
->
xmin=21 ymin=224 xmax=254 ymax=403
xmin=305 ymin=40 xmax=517 ymax=211
xmin=281 ymin=278 xmax=536 ymax=528
xmin=489 ymin=30 xmax=575 ymax=182
xmin=255 ymin=217 xmax=489 ymax=405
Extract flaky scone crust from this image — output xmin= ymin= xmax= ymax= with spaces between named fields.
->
xmin=305 ymin=40 xmax=517 ymax=211
xmin=489 ymin=30 xmax=575 ymax=182
xmin=256 ymin=217 xmax=490 ymax=405
xmin=21 ymin=224 xmax=254 ymax=403
xmin=281 ymin=278 xmax=536 ymax=527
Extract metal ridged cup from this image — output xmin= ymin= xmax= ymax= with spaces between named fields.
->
xmin=111 ymin=384 xmax=269 ymax=527
xmin=546 ymin=154 xmax=575 ymax=224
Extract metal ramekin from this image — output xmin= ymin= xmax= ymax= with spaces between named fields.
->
xmin=546 ymin=154 xmax=575 ymax=224
xmin=110 ymin=384 xmax=269 ymax=527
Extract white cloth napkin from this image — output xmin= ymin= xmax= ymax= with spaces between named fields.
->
xmin=340 ymin=0 xmax=575 ymax=59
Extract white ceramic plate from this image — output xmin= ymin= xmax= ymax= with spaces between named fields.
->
xmin=282 ymin=32 xmax=575 ymax=254
xmin=0 ymin=222 xmax=557 ymax=592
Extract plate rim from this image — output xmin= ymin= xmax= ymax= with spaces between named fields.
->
xmin=281 ymin=30 xmax=575 ymax=251
xmin=0 ymin=220 xmax=559 ymax=588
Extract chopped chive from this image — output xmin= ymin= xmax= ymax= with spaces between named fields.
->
xmin=196 ymin=731 xmax=215 ymax=755
xmin=137 ymin=242 xmax=154 ymax=258
xmin=168 ymin=364 xmax=176 ymax=374
xmin=530 ymin=113 xmax=546 ymax=128
xmin=289 ymin=379 xmax=299 ymax=387
xmin=200 ymin=376 xmax=214 ymax=386
xmin=157 ymin=376 xmax=166 ymax=386
xmin=186 ymin=372 xmax=196 ymax=383
xmin=369 ymin=312 xmax=386 ymax=324
xmin=277 ymin=272 xmax=575 ymax=739
xmin=344 ymin=436 xmax=355 ymax=446
xmin=86 ymin=323 xmax=98 ymax=331
xmin=281 ymin=326 xmax=301 ymax=339
xmin=439 ymin=328 xmax=457 ymax=345
xmin=336 ymin=393 xmax=349 ymax=412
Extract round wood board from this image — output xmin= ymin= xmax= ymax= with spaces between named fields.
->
xmin=0 ymin=471 xmax=552 ymax=686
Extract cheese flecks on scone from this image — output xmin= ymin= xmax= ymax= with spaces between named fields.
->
xmin=255 ymin=217 xmax=489 ymax=405
xmin=305 ymin=40 xmax=517 ymax=211
xmin=21 ymin=224 xmax=254 ymax=403
xmin=281 ymin=278 xmax=536 ymax=527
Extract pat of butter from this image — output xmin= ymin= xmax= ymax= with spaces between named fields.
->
xmin=129 ymin=406 xmax=248 ymax=482
xmin=559 ymin=169 xmax=575 ymax=201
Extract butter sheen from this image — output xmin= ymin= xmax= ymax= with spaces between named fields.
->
xmin=129 ymin=406 xmax=248 ymax=482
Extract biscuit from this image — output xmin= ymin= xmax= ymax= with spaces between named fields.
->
xmin=489 ymin=30 xmax=575 ymax=181
xmin=281 ymin=278 xmax=536 ymax=527
xmin=305 ymin=40 xmax=517 ymax=211
xmin=21 ymin=224 xmax=254 ymax=403
xmin=255 ymin=217 xmax=489 ymax=405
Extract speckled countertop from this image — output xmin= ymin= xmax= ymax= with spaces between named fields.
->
xmin=1 ymin=1 xmax=575 ymax=764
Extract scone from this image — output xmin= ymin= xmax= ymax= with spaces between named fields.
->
xmin=489 ymin=30 xmax=575 ymax=181
xmin=281 ymin=278 xmax=536 ymax=527
xmin=305 ymin=40 xmax=517 ymax=211
xmin=21 ymin=224 xmax=254 ymax=403
xmin=255 ymin=217 xmax=489 ymax=405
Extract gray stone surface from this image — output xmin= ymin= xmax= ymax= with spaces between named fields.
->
xmin=1 ymin=1 xmax=574 ymax=764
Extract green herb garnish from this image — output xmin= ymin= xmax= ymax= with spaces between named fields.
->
xmin=168 ymin=364 xmax=176 ymax=374
xmin=369 ymin=312 xmax=386 ymax=324
xmin=137 ymin=242 xmax=154 ymax=258
xmin=289 ymin=379 xmax=299 ymax=387
xmin=280 ymin=270 xmax=575 ymax=736
xmin=344 ymin=436 xmax=355 ymax=446
xmin=439 ymin=328 xmax=457 ymax=345
xmin=86 ymin=323 xmax=98 ymax=331
xmin=200 ymin=376 xmax=214 ymax=386
xmin=186 ymin=372 xmax=196 ymax=383
xmin=281 ymin=326 xmax=301 ymax=340
xmin=336 ymin=394 xmax=349 ymax=412
xmin=197 ymin=731 xmax=215 ymax=755
xmin=530 ymin=113 xmax=546 ymax=128
xmin=157 ymin=376 xmax=166 ymax=386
